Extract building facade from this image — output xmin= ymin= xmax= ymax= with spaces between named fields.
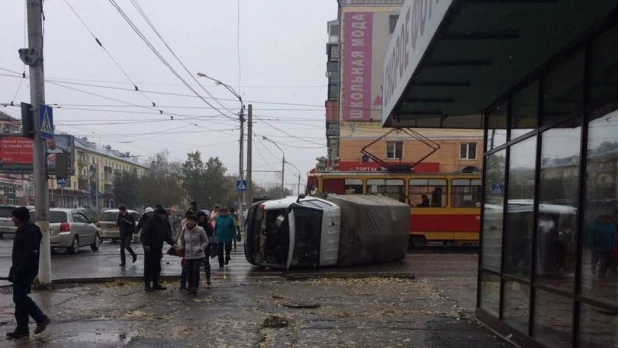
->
xmin=381 ymin=0 xmax=618 ymax=347
xmin=0 ymin=114 xmax=147 ymax=208
xmin=47 ymin=137 xmax=148 ymax=209
xmin=324 ymin=0 xmax=484 ymax=173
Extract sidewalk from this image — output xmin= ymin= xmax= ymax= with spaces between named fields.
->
xmin=0 ymin=276 xmax=509 ymax=347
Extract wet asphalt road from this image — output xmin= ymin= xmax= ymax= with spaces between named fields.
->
xmin=0 ymin=239 xmax=479 ymax=285
xmin=0 ymin=240 xmax=504 ymax=347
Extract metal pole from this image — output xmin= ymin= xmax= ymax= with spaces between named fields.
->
xmin=247 ymin=104 xmax=253 ymax=207
xmin=24 ymin=0 xmax=51 ymax=285
xmin=281 ymin=157 xmax=285 ymax=198
xmin=297 ymin=174 xmax=300 ymax=196
xmin=238 ymin=104 xmax=245 ymax=228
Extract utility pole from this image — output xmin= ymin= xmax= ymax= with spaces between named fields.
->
xmin=247 ymin=104 xmax=253 ymax=207
xmin=281 ymin=157 xmax=285 ymax=198
xmin=238 ymin=104 xmax=245 ymax=228
xmin=22 ymin=0 xmax=51 ymax=285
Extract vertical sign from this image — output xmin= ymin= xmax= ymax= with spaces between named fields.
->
xmin=342 ymin=12 xmax=373 ymax=121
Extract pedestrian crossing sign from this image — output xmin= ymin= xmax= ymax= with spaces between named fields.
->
xmin=39 ymin=104 xmax=54 ymax=139
xmin=236 ymin=179 xmax=248 ymax=192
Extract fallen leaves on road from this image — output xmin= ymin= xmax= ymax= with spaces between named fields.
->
xmin=262 ymin=315 xmax=290 ymax=328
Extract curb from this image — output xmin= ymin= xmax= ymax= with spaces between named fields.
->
xmin=0 ymin=271 xmax=417 ymax=289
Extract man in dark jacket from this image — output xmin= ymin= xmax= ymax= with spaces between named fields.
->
xmin=141 ymin=207 xmax=177 ymax=292
xmin=6 ymin=207 xmax=50 ymax=339
xmin=117 ymin=205 xmax=137 ymax=267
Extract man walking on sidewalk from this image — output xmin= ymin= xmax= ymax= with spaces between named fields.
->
xmin=214 ymin=207 xmax=236 ymax=267
xmin=141 ymin=207 xmax=177 ymax=292
xmin=6 ymin=207 xmax=51 ymax=340
xmin=117 ymin=205 xmax=137 ymax=267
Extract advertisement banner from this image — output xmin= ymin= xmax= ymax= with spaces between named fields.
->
xmin=342 ymin=12 xmax=373 ymax=121
xmin=0 ymin=134 xmax=75 ymax=175
xmin=337 ymin=161 xmax=440 ymax=173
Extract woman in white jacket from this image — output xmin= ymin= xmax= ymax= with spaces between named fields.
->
xmin=178 ymin=213 xmax=208 ymax=295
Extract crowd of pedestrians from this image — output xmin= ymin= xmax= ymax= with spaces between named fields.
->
xmin=4 ymin=202 xmax=240 ymax=339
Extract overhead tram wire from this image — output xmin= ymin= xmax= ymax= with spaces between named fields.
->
xmin=256 ymin=119 xmax=324 ymax=147
xmin=128 ymin=0 xmax=234 ymax=115
xmin=0 ymin=70 xmax=377 ymax=112
xmin=107 ymin=0 xmax=236 ymax=121
xmin=62 ymin=0 xmax=204 ymax=128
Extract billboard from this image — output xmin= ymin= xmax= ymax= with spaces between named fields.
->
xmin=0 ymin=134 xmax=75 ymax=176
xmin=341 ymin=11 xmax=394 ymax=122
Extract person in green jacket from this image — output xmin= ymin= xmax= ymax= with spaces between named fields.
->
xmin=214 ymin=207 xmax=236 ymax=267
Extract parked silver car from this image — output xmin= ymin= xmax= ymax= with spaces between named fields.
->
xmin=30 ymin=208 xmax=100 ymax=254
xmin=0 ymin=205 xmax=17 ymax=239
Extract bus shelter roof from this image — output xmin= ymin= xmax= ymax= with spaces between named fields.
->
xmin=381 ymin=0 xmax=618 ymax=129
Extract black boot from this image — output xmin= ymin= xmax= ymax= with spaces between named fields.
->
xmin=145 ymin=283 xmax=153 ymax=292
xmin=152 ymin=283 xmax=167 ymax=291
xmin=6 ymin=329 xmax=29 ymax=340
xmin=34 ymin=316 xmax=51 ymax=335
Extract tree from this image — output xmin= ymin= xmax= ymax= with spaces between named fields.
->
xmin=112 ymin=169 xmax=141 ymax=209
xmin=182 ymin=152 xmax=237 ymax=209
xmin=140 ymin=151 xmax=185 ymax=207
xmin=264 ymin=184 xmax=293 ymax=199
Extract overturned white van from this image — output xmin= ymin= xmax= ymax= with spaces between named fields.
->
xmin=244 ymin=194 xmax=409 ymax=269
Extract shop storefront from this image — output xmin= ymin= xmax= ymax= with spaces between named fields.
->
xmin=382 ymin=1 xmax=618 ymax=347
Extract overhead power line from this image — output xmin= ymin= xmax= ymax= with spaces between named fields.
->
xmin=107 ymin=0 xmax=235 ymax=121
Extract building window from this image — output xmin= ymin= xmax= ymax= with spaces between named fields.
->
xmin=389 ymin=15 xmax=399 ymax=34
xmin=386 ymin=141 xmax=403 ymax=159
xmin=460 ymin=143 xmax=477 ymax=160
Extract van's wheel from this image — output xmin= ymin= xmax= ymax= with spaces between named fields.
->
xmin=68 ymin=236 xmax=79 ymax=255
xmin=90 ymin=233 xmax=100 ymax=252
xmin=409 ymin=235 xmax=427 ymax=249
xmin=112 ymin=238 xmax=118 ymax=243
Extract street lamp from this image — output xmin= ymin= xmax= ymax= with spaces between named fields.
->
xmin=285 ymin=161 xmax=302 ymax=196
xmin=197 ymin=72 xmax=247 ymax=225
xmin=262 ymin=136 xmax=285 ymax=198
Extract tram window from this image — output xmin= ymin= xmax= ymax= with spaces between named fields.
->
xmin=409 ymin=179 xmax=447 ymax=207
xmin=344 ymin=179 xmax=363 ymax=194
xmin=367 ymin=179 xmax=405 ymax=202
xmin=451 ymin=179 xmax=482 ymax=208
xmin=322 ymin=179 xmax=345 ymax=194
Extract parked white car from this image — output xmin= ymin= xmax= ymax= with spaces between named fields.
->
xmin=29 ymin=208 xmax=99 ymax=254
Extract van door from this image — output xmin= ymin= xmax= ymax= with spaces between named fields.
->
xmin=287 ymin=207 xmax=322 ymax=268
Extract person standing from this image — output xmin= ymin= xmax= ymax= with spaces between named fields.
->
xmin=186 ymin=201 xmax=198 ymax=218
xmin=229 ymin=207 xmax=241 ymax=251
xmin=117 ymin=205 xmax=137 ymax=267
xmin=135 ymin=207 xmax=154 ymax=235
xmin=141 ymin=207 xmax=177 ymax=292
xmin=6 ymin=207 xmax=51 ymax=339
xmin=178 ymin=213 xmax=208 ymax=295
xmin=197 ymin=210 xmax=215 ymax=286
xmin=214 ymin=207 xmax=236 ymax=267
xmin=210 ymin=205 xmax=220 ymax=229
xmin=589 ymin=214 xmax=615 ymax=278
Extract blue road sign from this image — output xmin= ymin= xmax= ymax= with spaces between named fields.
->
xmin=57 ymin=178 xmax=67 ymax=187
xmin=39 ymin=104 xmax=54 ymax=139
xmin=491 ymin=183 xmax=505 ymax=195
xmin=236 ymin=179 xmax=248 ymax=192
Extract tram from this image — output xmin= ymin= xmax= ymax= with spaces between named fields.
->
xmin=306 ymin=171 xmax=481 ymax=248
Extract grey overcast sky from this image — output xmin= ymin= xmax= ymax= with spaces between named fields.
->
xmin=0 ymin=0 xmax=336 ymax=189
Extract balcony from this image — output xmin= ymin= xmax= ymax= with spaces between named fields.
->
xmin=326 ymin=43 xmax=339 ymax=61
xmin=104 ymin=173 xmax=113 ymax=185
xmin=326 ymin=122 xmax=339 ymax=137
xmin=328 ymin=84 xmax=339 ymax=100
xmin=78 ymin=159 xmax=89 ymax=168
xmin=78 ymin=179 xmax=89 ymax=191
